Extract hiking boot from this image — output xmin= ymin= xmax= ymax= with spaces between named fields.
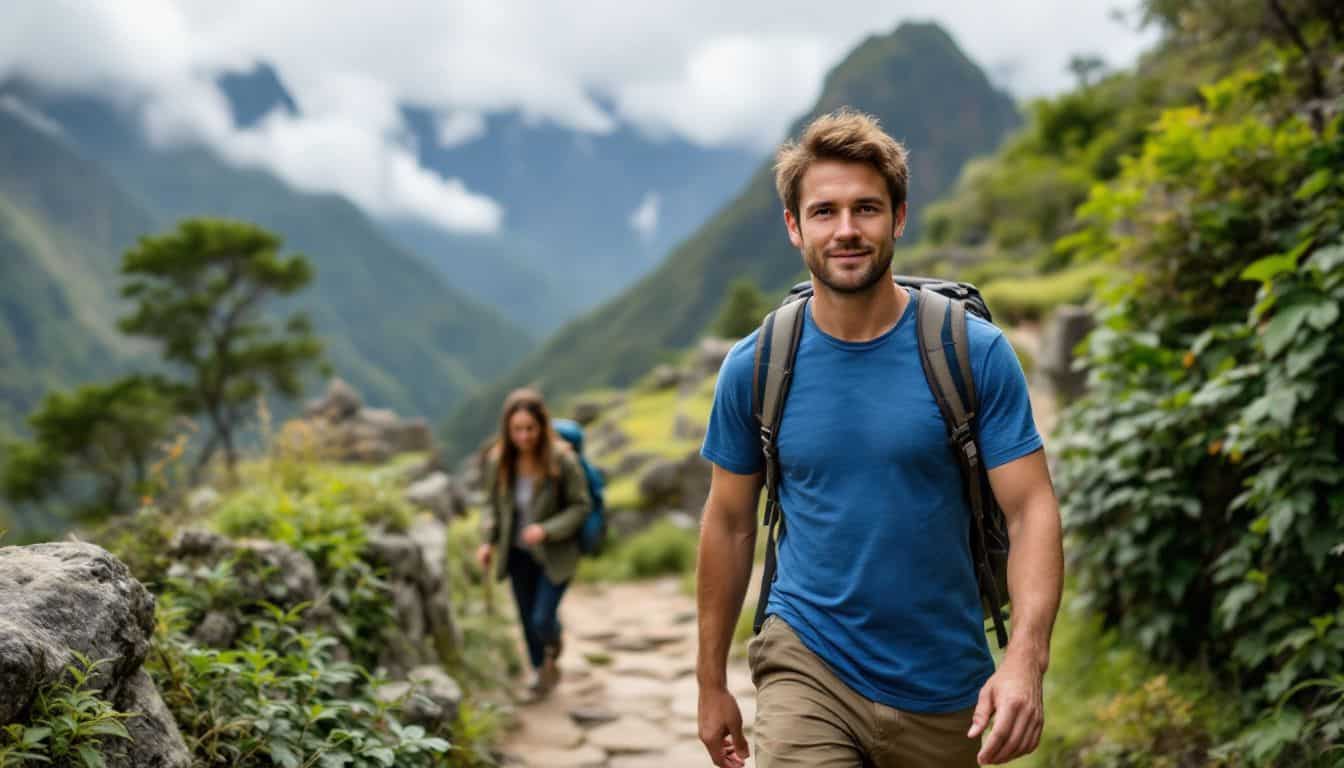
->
xmin=539 ymin=644 xmax=561 ymax=694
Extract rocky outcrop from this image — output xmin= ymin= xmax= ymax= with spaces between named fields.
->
xmin=376 ymin=665 xmax=463 ymax=734
xmin=1038 ymin=306 xmax=1096 ymax=403
xmin=405 ymin=471 xmax=467 ymax=522
xmin=0 ymin=543 xmax=190 ymax=768
xmin=637 ymin=452 xmax=713 ymax=514
xmin=289 ymin=378 xmax=436 ymax=462
xmin=165 ymin=525 xmax=459 ymax=681
xmin=167 ymin=529 xmax=319 ymax=611
xmin=366 ymin=522 xmax=461 ymax=679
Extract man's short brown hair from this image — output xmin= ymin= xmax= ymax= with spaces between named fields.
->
xmin=774 ymin=108 xmax=909 ymax=220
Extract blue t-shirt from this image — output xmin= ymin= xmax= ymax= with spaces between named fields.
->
xmin=700 ymin=289 xmax=1042 ymax=713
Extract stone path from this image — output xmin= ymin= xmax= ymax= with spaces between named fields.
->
xmin=497 ymin=577 xmax=756 ymax=767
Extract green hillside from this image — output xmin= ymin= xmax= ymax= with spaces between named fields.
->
xmin=444 ymin=21 xmax=1021 ymax=456
xmin=0 ymin=91 xmax=536 ymax=431
xmin=0 ymin=109 xmax=154 ymax=427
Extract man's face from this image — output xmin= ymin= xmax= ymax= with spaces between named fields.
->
xmin=785 ymin=159 xmax=906 ymax=295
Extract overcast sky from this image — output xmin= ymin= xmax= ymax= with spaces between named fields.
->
xmin=1 ymin=1 xmax=1159 ymax=235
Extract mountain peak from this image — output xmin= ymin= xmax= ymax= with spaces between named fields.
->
xmin=216 ymin=63 xmax=298 ymax=129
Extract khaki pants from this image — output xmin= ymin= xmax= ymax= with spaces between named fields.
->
xmin=747 ymin=615 xmax=981 ymax=768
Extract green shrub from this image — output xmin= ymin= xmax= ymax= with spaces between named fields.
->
xmin=0 ymin=654 xmax=133 ymax=768
xmin=149 ymin=601 xmax=450 ymax=768
xmin=1054 ymin=59 xmax=1344 ymax=763
xmin=577 ymin=519 xmax=699 ymax=582
xmin=980 ymin=262 xmax=1112 ymax=324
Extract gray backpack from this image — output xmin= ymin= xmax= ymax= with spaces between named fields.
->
xmin=750 ymin=275 xmax=1011 ymax=648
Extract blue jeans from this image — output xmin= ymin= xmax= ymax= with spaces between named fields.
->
xmin=506 ymin=547 xmax=569 ymax=670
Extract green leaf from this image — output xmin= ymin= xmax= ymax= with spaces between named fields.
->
xmin=22 ymin=727 xmax=52 ymax=745
xmin=1285 ymin=335 xmax=1329 ymax=378
xmin=1221 ymin=583 xmax=1260 ymax=629
xmin=1241 ymin=252 xmax=1299 ymax=283
xmin=1308 ymin=243 xmax=1344 ymax=274
xmin=85 ymin=721 xmax=130 ymax=740
xmin=366 ymin=747 xmax=396 ymax=766
xmin=1295 ymin=168 xmax=1333 ymax=200
xmin=269 ymin=743 xmax=301 ymax=768
xmin=1262 ymin=302 xmax=1313 ymax=358
xmin=76 ymin=745 xmax=105 ymax=768
xmin=1266 ymin=388 xmax=1298 ymax=426
xmin=1307 ymin=299 xmax=1340 ymax=331
xmin=420 ymin=737 xmax=450 ymax=751
xmin=1269 ymin=502 xmax=1297 ymax=544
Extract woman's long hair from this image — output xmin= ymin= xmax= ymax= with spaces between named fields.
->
xmin=492 ymin=387 xmax=559 ymax=494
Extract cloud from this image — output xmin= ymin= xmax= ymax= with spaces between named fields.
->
xmin=629 ymin=191 xmax=661 ymax=241
xmin=437 ymin=111 xmax=487 ymax=148
xmin=0 ymin=0 xmax=1159 ymax=229
xmin=617 ymin=36 xmax=826 ymax=149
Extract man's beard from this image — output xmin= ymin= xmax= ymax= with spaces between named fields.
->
xmin=805 ymin=238 xmax=895 ymax=295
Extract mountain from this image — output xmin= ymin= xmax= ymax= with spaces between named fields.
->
xmin=396 ymin=107 xmax=763 ymax=331
xmin=443 ymin=21 xmax=1022 ymax=456
xmin=201 ymin=63 xmax=763 ymax=335
xmin=0 ymin=84 xmax=534 ymax=429
xmin=0 ymin=103 xmax=155 ymax=428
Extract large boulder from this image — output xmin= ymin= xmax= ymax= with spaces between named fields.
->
xmin=1038 ymin=306 xmax=1096 ymax=403
xmin=0 ymin=543 xmax=189 ymax=767
xmin=647 ymin=365 xmax=683 ymax=391
xmin=305 ymin=378 xmax=363 ymax=421
xmin=567 ymin=397 xmax=608 ymax=426
xmin=405 ymin=471 xmax=465 ymax=522
xmin=696 ymin=338 xmax=737 ymax=379
xmin=168 ymin=529 xmax=319 ymax=610
xmin=293 ymin=380 xmax=437 ymax=462
xmin=367 ymin=527 xmax=459 ymax=677
xmin=376 ymin=665 xmax=462 ymax=734
xmin=636 ymin=452 xmax=712 ymax=514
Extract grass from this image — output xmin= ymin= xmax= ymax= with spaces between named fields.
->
xmin=981 ymin=262 xmax=1114 ymax=324
xmin=577 ymin=518 xmax=700 ymax=582
xmin=584 ymin=370 xmax=717 ymax=511
xmin=1015 ymin=591 xmax=1241 ymax=767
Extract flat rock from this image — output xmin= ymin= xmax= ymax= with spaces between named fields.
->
xmin=586 ymin=716 xmax=675 ymax=754
xmin=568 ymin=706 xmax=620 ymax=727
xmin=511 ymin=745 xmax=607 ymax=768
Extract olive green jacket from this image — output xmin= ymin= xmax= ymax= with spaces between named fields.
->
xmin=480 ymin=447 xmax=591 ymax=584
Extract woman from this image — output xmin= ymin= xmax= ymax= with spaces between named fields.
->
xmin=476 ymin=388 xmax=590 ymax=698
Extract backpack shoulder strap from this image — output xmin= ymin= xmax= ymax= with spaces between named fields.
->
xmin=914 ymin=286 xmax=1008 ymax=648
xmin=750 ymin=297 xmax=808 ymax=634
xmin=915 ymin=287 xmax=977 ymax=430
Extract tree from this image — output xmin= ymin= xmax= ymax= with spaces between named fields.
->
xmin=119 ymin=219 xmax=324 ymax=475
xmin=712 ymin=279 xmax=772 ymax=339
xmin=1067 ymin=53 xmax=1107 ymax=89
xmin=0 ymin=376 xmax=178 ymax=518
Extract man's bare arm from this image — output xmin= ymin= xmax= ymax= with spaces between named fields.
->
xmin=696 ymin=465 xmax=763 ymax=687
xmin=696 ymin=464 xmax=762 ymax=767
xmin=971 ymin=447 xmax=1064 ymax=765
xmin=992 ymin=447 xmax=1064 ymax=671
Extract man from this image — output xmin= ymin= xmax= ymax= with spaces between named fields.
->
xmin=695 ymin=109 xmax=1064 ymax=767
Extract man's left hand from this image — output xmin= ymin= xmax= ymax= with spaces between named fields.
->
xmin=520 ymin=524 xmax=547 ymax=546
xmin=968 ymin=651 xmax=1044 ymax=765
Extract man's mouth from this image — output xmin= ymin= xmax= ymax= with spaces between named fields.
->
xmin=828 ymin=249 xmax=869 ymax=260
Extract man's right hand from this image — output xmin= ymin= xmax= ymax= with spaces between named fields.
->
xmin=475 ymin=543 xmax=493 ymax=570
xmin=699 ymin=685 xmax=749 ymax=767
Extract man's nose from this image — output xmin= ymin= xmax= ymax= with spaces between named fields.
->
xmin=835 ymin=210 xmax=860 ymax=239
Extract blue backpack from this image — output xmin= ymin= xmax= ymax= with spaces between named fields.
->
xmin=552 ymin=419 xmax=607 ymax=556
